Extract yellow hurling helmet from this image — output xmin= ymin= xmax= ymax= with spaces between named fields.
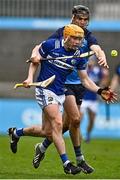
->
xmin=63 ymin=24 xmax=84 ymax=40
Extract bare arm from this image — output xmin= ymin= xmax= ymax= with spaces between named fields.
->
xmin=90 ymin=44 xmax=109 ymax=68
xmin=30 ymin=44 xmax=42 ymax=64
xmin=78 ymin=69 xmax=100 ymax=92
xmin=23 ymin=53 xmax=42 ymax=87
xmin=23 ymin=63 xmax=39 ymax=87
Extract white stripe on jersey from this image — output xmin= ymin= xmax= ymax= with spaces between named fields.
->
xmin=48 ymin=60 xmax=74 ymax=70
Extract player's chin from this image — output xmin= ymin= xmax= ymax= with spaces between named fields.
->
xmin=69 ymin=46 xmax=78 ymax=51
xmin=79 ymin=24 xmax=85 ymax=28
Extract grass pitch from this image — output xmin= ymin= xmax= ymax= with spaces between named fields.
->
xmin=0 ymin=135 xmax=120 ymax=179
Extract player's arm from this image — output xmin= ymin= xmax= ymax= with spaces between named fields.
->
xmin=78 ymin=69 xmax=117 ymax=103
xmin=29 ymin=44 xmax=42 ymax=64
xmin=78 ymin=69 xmax=99 ymax=92
xmin=90 ymin=44 xmax=109 ymax=68
xmin=23 ymin=60 xmax=40 ymax=87
xmin=23 ymin=49 xmax=44 ymax=87
xmin=87 ymin=31 xmax=108 ymax=68
xmin=24 ymin=39 xmax=52 ymax=87
xmin=31 ymin=44 xmax=41 ymax=58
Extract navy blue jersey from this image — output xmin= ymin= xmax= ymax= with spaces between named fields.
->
xmin=48 ymin=26 xmax=98 ymax=84
xmin=37 ymin=38 xmax=87 ymax=95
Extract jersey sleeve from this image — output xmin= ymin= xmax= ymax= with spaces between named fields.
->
xmin=48 ymin=27 xmax=64 ymax=39
xmin=85 ymin=29 xmax=99 ymax=47
xmin=39 ymin=39 xmax=55 ymax=58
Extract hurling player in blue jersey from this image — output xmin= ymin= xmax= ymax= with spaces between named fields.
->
xmin=8 ymin=24 xmax=87 ymax=175
xmin=8 ymin=5 xmax=110 ymax=174
xmin=8 ymin=24 xmax=116 ymax=175
xmin=29 ymin=5 xmax=109 ymax=174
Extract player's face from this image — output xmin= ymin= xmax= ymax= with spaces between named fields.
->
xmin=72 ymin=14 xmax=89 ymax=29
xmin=65 ymin=36 xmax=83 ymax=50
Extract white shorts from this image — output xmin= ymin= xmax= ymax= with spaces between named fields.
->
xmin=35 ymin=88 xmax=65 ymax=112
xmin=81 ymin=100 xmax=98 ymax=114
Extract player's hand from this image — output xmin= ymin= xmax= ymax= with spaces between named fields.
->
xmin=97 ymin=56 xmax=109 ymax=68
xmin=27 ymin=56 xmax=40 ymax=64
xmin=22 ymin=78 xmax=33 ymax=88
xmin=97 ymin=87 xmax=117 ymax=103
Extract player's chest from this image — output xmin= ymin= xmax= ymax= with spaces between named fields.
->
xmin=49 ymin=48 xmax=79 ymax=67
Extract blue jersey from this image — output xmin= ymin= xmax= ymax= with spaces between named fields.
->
xmin=49 ymin=27 xmax=98 ymax=84
xmin=37 ymin=38 xmax=87 ymax=95
xmin=65 ymin=69 xmax=81 ymax=84
xmin=83 ymin=66 xmax=103 ymax=100
xmin=116 ymin=64 xmax=120 ymax=76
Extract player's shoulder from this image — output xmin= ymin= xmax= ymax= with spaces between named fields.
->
xmin=56 ymin=26 xmax=64 ymax=33
xmin=84 ymin=28 xmax=98 ymax=46
xmin=42 ymin=38 xmax=56 ymax=45
xmin=84 ymin=28 xmax=96 ymax=39
xmin=84 ymin=28 xmax=92 ymax=36
xmin=48 ymin=26 xmax=64 ymax=39
xmin=42 ymin=38 xmax=58 ymax=49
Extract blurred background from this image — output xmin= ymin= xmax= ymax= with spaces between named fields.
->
xmin=0 ymin=0 xmax=120 ymax=139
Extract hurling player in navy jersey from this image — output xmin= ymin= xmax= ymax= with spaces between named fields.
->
xmin=8 ymin=24 xmax=116 ymax=175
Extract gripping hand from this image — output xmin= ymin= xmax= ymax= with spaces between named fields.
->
xmin=97 ymin=87 xmax=117 ymax=103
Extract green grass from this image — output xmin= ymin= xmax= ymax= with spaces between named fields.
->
xmin=0 ymin=135 xmax=120 ymax=179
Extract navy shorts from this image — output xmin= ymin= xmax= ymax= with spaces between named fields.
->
xmin=64 ymin=84 xmax=86 ymax=105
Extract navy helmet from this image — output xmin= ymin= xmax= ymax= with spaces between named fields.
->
xmin=72 ymin=5 xmax=90 ymax=17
